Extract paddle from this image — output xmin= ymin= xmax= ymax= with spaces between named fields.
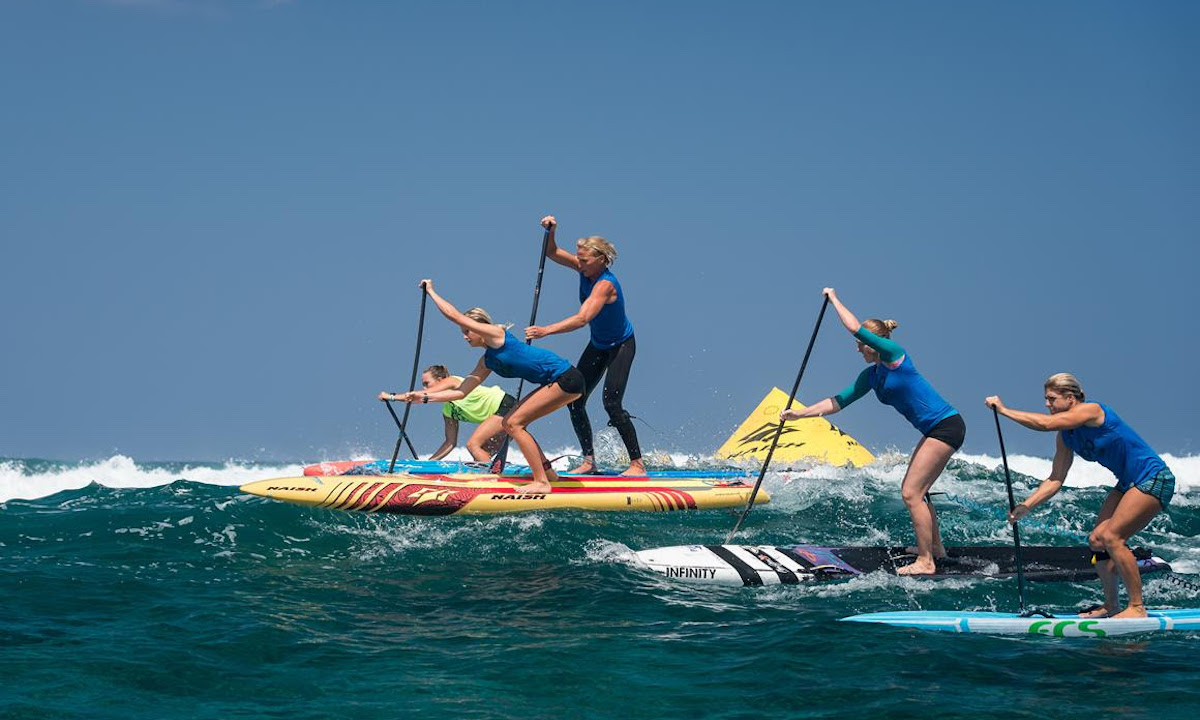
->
xmin=726 ymin=296 xmax=829 ymax=541
xmin=993 ymin=406 xmax=1028 ymax=613
xmin=385 ymin=286 xmax=428 ymax=473
xmin=490 ymin=226 xmax=553 ymax=475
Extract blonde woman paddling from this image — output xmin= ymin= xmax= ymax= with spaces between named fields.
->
xmin=525 ymin=215 xmax=645 ymax=476
xmin=986 ymin=374 xmax=1174 ymax=619
xmin=780 ymin=288 xmax=965 ymax=576
xmin=397 ymin=280 xmax=584 ymax=494
xmin=379 ymin=364 xmax=516 ymax=462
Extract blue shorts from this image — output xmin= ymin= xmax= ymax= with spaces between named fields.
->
xmin=1119 ymin=467 xmax=1175 ymax=508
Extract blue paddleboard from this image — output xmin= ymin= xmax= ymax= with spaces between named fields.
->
xmin=840 ymin=608 xmax=1200 ymax=637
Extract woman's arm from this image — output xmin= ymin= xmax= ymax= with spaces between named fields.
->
xmin=428 ymin=417 xmax=460 ymax=461
xmin=780 ymin=397 xmax=841 ymax=421
xmin=526 ymin=279 xmax=614 ymax=339
xmin=824 ymin=288 xmax=862 ymax=335
xmin=986 ymin=396 xmax=1103 ymax=432
xmin=400 ymin=359 xmax=492 ymax=404
xmin=541 ymin=216 xmax=580 ymax=271
xmin=1009 ymin=434 xmax=1075 ymax=522
xmin=421 ymin=279 xmax=505 ymax=346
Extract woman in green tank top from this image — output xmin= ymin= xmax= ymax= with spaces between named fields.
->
xmin=380 ymin=365 xmax=517 ymax=462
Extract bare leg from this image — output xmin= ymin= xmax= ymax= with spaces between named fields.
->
xmin=895 ymin=435 xmax=956 ymax=576
xmin=502 ymin=386 xmax=580 ymax=494
xmin=1090 ymin=488 xmax=1162 ymax=618
xmin=467 ymin=415 xmax=507 ymax=462
xmin=906 ymin=496 xmax=947 ymax=558
xmin=1080 ymin=489 xmax=1123 ymax=617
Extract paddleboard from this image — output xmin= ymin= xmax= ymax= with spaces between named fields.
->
xmin=302 ymin=458 xmax=751 ymax=480
xmin=240 ymin=474 xmax=768 ymax=516
xmin=839 ymin=609 xmax=1200 ymax=636
xmin=628 ymin=544 xmax=1171 ymax=586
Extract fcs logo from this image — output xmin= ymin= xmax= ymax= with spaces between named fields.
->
xmin=409 ymin=488 xmax=457 ymax=505
xmin=1027 ymin=619 xmax=1107 ymax=637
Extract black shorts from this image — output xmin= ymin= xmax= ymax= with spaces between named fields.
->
xmin=925 ymin=413 xmax=966 ymax=451
xmin=494 ymin=394 xmax=517 ymax=416
xmin=553 ymin=367 xmax=586 ymax=395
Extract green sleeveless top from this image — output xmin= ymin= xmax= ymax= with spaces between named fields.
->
xmin=442 ymin=376 xmax=507 ymax=424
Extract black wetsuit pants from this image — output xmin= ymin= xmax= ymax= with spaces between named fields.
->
xmin=568 ymin=335 xmax=642 ymax=461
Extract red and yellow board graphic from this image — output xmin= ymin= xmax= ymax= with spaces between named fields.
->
xmin=240 ymin=474 xmax=769 ymax=516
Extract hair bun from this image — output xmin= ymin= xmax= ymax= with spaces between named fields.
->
xmin=884 ymin=320 xmax=900 ymax=332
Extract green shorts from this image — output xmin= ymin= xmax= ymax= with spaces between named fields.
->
xmin=1126 ymin=468 xmax=1175 ymax=508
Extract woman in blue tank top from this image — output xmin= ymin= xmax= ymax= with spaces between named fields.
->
xmin=397 ymin=280 xmax=585 ymax=494
xmin=987 ymin=373 xmax=1174 ymax=619
xmin=780 ymin=288 xmax=965 ymax=576
xmin=525 ymin=215 xmax=644 ymax=476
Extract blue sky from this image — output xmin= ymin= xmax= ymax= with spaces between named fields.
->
xmin=2 ymin=1 xmax=1197 ymax=462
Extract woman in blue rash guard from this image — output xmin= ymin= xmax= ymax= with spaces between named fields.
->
xmin=525 ymin=215 xmax=645 ymax=476
xmin=780 ymin=288 xmax=966 ymax=576
xmin=400 ymin=279 xmax=584 ymax=494
xmin=986 ymin=374 xmax=1174 ymax=619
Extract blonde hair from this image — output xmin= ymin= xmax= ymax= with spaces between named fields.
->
xmin=463 ymin=306 xmax=512 ymax=330
xmin=464 ymin=307 xmax=493 ymax=324
xmin=577 ymin=236 xmax=618 ymax=266
xmin=862 ymin=318 xmax=900 ymax=338
xmin=1045 ymin=372 xmax=1086 ymax=401
xmin=424 ymin=365 xmax=450 ymax=380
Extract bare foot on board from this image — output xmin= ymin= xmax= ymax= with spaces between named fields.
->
xmin=1110 ymin=604 xmax=1149 ymax=619
xmin=621 ymin=460 xmax=647 ymax=477
xmin=517 ymin=481 xmax=553 ymax=495
xmin=895 ymin=559 xmax=937 ymax=576
xmin=570 ymin=459 xmax=596 ymax=475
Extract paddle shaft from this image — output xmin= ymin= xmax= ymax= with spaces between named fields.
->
xmin=726 ymin=296 xmax=829 ymax=540
xmin=491 ymin=228 xmax=553 ymax=474
xmin=387 ymin=287 xmax=428 ymax=473
xmin=993 ymin=407 xmax=1027 ymax=613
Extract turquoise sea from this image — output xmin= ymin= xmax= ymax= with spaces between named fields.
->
xmin=2 ymin=452 xmax=1198 ymax=720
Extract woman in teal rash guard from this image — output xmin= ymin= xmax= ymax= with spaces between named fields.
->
xmin=987 ymin=373 xmax=1174 ymax=619
xmin=780 ymin=288 xmax=966 ymax=576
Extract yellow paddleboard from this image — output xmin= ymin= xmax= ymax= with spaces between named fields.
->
xmin=716 ymin=387 xmax=874 ymax=467
xmin=240 ymin=474 xmax=769 ymax=516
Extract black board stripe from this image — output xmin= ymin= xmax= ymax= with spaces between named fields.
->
xmin=706 ymin=545 xmax=764 ymax=586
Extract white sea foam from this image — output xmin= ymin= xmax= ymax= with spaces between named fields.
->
xmin=956 ymin=452 xmax=1198 ymax=492
xmin=0 ymin=455 xmax=304 ymax=504
xmin=1 ymin=449 xmax=1196 ymax=504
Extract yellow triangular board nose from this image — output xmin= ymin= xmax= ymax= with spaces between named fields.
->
xmin=715 ymin=387 xmax=874 ymax=467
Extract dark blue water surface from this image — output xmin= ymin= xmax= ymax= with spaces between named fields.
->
xmin=2 ymin=458 xmax=1197 ymax=719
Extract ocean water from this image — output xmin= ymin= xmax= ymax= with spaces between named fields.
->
xmin=2 ymin=450 xmax=1198 ymax=720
